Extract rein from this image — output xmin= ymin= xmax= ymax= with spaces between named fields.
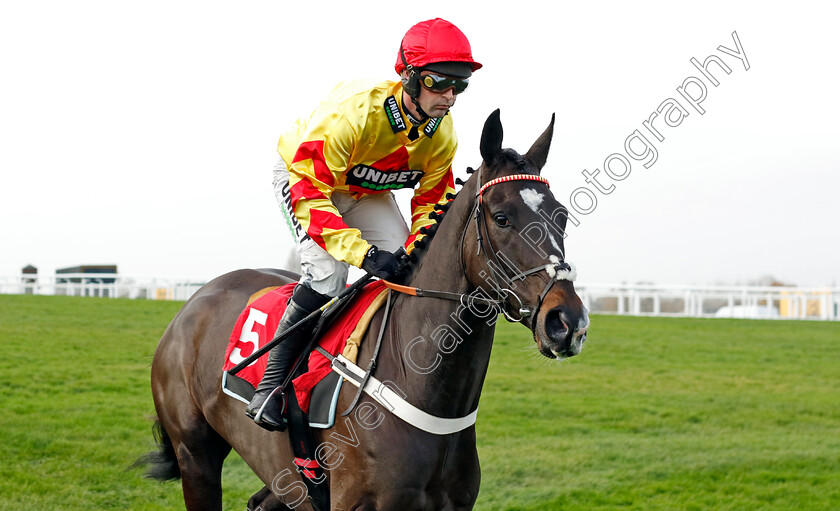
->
xmin=381 ymin=280 xmax=499 ymax=307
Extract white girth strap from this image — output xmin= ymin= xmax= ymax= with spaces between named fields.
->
xmin=329 ymin=354 xmax=478 ymax=435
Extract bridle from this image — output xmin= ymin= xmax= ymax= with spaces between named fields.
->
xmin=465 ymin=166 xmax=576 ymax=322
xmin=385 ymin=166 xmax=576 ymax=324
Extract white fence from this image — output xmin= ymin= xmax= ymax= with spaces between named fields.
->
xmin=576 ymin=283 xmax=840 ymax=321
xmin=2 ymin=274 xmax=838 ymax=321
xmin=1 ymin=273 xmax=206 ymax=302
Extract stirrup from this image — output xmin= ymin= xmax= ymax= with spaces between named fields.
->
xmin=253 ymin=386 xmax=288 ymax=431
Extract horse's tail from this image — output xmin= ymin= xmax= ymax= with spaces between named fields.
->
xmin=130 ymin=416 xmax=181 ymax=481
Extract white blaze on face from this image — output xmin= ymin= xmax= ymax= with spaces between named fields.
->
xmin=520 ymin=188 xmax=544 ymax=212
xmin=519 ymin=187 xmax=565 ymax=256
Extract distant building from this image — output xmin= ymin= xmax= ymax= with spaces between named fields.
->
xmin=56 ymin=265 xmax=117 ymax=297
xmin=22 ymin=265 xmax=37 ymax=294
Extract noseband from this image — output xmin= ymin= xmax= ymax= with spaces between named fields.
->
xmin=466 ymin=167 xmax=576 ymax=322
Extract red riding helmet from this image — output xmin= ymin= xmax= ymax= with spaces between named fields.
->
xmin=395 ymin=18 xmax=482 ymax=77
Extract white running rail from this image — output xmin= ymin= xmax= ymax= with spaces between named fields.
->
xmin=2 ymin=274 xmax=838 ymax=321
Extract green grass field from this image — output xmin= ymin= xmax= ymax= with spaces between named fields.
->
xmin=0 ymin=294 xmax=838 ymax=510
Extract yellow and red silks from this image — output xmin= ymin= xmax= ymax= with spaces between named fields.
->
xmin=278 ymin=79 xmax=457 ymax=268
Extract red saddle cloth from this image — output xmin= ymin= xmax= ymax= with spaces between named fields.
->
xmin=222 ymin=280 xmax=387 ymax=413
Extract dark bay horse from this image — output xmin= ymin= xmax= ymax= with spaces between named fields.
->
xmin=142 ymin=109 xmax=589 ymax=510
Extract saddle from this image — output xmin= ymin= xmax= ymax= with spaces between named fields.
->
xmin=222 ymin=280 xmax=389 ymax=427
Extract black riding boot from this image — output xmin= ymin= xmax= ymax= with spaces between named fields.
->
xmin=245 ymin=284 xmax=330 ymax=431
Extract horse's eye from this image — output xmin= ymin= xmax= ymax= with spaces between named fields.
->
xmin=493 ymin=212 xmax=510 ymax=228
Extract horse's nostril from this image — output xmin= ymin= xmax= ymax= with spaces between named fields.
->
xmin=544 ymin=307 xmax=570 ymax=342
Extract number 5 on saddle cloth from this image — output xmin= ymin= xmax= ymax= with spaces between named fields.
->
xmin=222 ymin=275 xmax=386 ymax=428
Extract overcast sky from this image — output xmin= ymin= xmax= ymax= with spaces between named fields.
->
xmin=2 ymin=1 xmax=838 ymax=287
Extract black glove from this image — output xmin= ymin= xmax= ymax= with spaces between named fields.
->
xmin=361 ymin=245 xmax=401 ymax=280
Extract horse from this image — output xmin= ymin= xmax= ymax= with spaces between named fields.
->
xmin=140 ymin=109 xmax=589 ymax=510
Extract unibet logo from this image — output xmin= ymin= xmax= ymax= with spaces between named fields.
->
xmin=347 ymin=165 xmax=424 ymax=191
xmin=424 ymin=117 xmax=441 ymax=138
xmin=384 ymin=96 xmax=406 ymax=133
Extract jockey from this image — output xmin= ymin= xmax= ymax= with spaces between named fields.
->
xmin=246 ymin=18 xmax=482 ymax=431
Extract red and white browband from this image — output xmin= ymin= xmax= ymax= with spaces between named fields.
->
xmin=477 ymin=174 xmax=550 ymax=197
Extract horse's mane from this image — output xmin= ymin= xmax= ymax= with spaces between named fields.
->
xmin=403 ymin=185 xmax=459 ymax=267
xmin=403 ymin=148 xmax=532 ymax=271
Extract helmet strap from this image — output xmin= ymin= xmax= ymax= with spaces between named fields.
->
xmin=399 ymin=41 xmax=430 ymax=122
xmin=407 ymin=94 xmax=430 ymax=122
xmin=399 ymin=42 xmax=422 ymax=93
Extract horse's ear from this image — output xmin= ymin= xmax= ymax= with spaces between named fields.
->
xmin=480 ymin=109 xmax=503 ymax=166
xmin=525 ymin=113 xmax=555 ymax=173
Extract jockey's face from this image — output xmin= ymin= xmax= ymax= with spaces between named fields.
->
xmin=416 ymin=71 xmax=459 ymax=118
xmin=402 ymin=70 xmax=465 ymax=120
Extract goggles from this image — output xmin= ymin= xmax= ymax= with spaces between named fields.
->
xmin=420 ymin=73 xmax=469 ymax=94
